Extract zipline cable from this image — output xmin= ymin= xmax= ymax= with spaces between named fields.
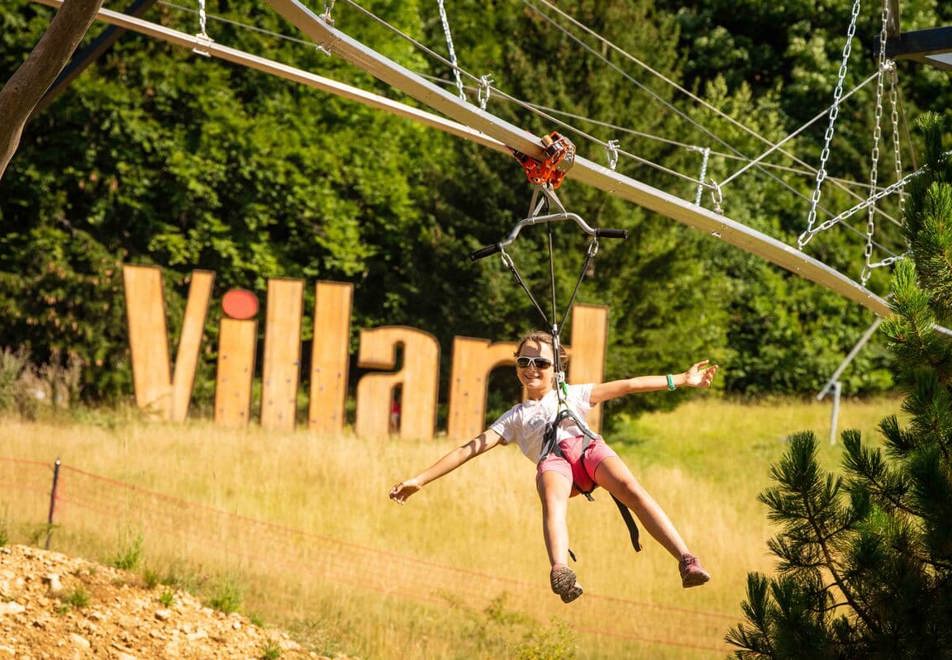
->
xmin=333 ymin=0 xmax=906 ymax=258
xmin=719 ymin=71 xmax=879 ymax=187
xmin=159 ymin=2 xmax=895 ymax=196
xmin=336 ymin=0 xmax=707 ymax=187
xmin=421 ymin=71 xmax=890 ymax=192
xmin=174 ymin=0 xmax=902 ymax=235
xmin=165 ymin=0 xmax=905 ymax=259
xmin=524 ymin=0 xmax=902 ymax=229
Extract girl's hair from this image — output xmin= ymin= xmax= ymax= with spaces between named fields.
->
xmin=515 ymin=330 xmax=568 ymax=367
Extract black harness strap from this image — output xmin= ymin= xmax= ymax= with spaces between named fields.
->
xmin=501 ymin=250 xmax=549 ymax=326
xmin=612 ymin=494 xmax=642 ymax=552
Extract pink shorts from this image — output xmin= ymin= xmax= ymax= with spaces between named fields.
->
xmin=537 ymin=435 xmax=618 ymax=495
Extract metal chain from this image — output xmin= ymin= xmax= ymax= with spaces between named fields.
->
xmin=605 ymin=139 xmax=619 ymax=171
xmin=809 ymin=168 xmax=921 ymax=234
xmin=695 ymin=147 xmax=711 ymax=206
xmin=888 ymin=63 xmax=905 ymax=218
xmin=709 ymin=179 xmax=724 ymax=215
xmin=799 ymin=0 xmax=862 ymax=249
xmin=192 ymin=0 xmax=214 ymax=56
xmin=321 ymin=0 xmax=336 ymax=25
xmin=436 ymin=0 xmax=466 ymax=101
xmin=868 ymin=252 xmax=909 ymax=269
xmin=861 ymin=0 xmax=890 ymax=285
xmin=477 ymin=74 xmax=493 ymax=109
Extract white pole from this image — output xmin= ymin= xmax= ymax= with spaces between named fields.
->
xmin=818 ymin=316 xmax=885 ymax=400
xmin=829 ymin=381 xmax=842 ymax=444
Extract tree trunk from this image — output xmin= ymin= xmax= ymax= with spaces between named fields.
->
xmin=0 ymin=0 xmax=104 ymax=180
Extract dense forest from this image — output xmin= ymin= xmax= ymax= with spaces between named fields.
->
xmin=1 ymin=0 xmax=949 ymax=420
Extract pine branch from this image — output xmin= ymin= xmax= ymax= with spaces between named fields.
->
xmin=842 ymin=430 xmax=920 ymax=517
xmin=794 ymin=459 xmax=881 ymax=634
xmin=727 ymin=573 xmax=776 ymax=658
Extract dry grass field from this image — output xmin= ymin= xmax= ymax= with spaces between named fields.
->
xmin=0 ymin=396 xmax=903 ymax=658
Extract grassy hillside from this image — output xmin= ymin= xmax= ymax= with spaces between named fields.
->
xmin=0 ymin=397 xmax=903 ymax=658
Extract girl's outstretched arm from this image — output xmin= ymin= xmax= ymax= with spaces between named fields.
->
xmin=389 ymin=429 xmax=503 ymax=504
xmin=589 ymin=359 xmax=718 ymax=404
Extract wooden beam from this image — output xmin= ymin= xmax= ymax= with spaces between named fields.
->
xmin=887 ymin=26 xmax=952 ymax=72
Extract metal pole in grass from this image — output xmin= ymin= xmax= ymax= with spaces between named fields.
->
xmin=45 ymin=457 xmax=61 ymax=550
xmin=818 ymin=317 xmax=884 ymax=444
xmin=828 ymin=382 xmax=843 ymax=445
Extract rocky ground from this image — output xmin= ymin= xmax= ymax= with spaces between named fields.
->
xmin=0 ymin=545 xmax=331 ymax=659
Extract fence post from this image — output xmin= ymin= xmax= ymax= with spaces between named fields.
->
xmin=45 ymin=457 xmax=61 ymax=550
xmin=829 ymin=382 xmax=842 ymax=445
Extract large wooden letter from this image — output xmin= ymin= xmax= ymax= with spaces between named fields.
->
xmin=355 ymin=327 xmax=439 ymax=440
xmin=214 ymin=314 xmax=258 ymax=428
xmin=567 ymin=304 xmax=609 ymax=433
xmin=308 ymin=282 xmax=353 ymax=435
xmin=123 ymin=265 xmax=214 ymax=420
xmin=447 ymin=337 xmax=518 ymax=441
xmin=261 ymin=279 xmax=304 ymax=431
xmin=446 ymin=303 xmax=608 ymax=439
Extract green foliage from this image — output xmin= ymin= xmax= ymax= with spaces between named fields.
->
xmin=729 ymin=114 xmax=952 ymax=658
xmin=159 ymin=588 xmax=175 ymax=608
xmin=450 ymin=592 xmax=576 ymax=659
xmin=110 ymin=532 xmax=144 ymax=570
xmin=207 ymin=576 xmax=243 ymax=614
xmin=143 ymin=568 xmax=160 ymax=589
xmin=260 ymin=641 xmax=282 ymax=660
xmin=60 ymin=586 xmax=91 ymax=610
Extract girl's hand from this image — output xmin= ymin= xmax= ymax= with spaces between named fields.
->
xmin=389 ymin=478 xmax=423 ymax=504
xmin=684 ymin=360 xmax=718 ymax=388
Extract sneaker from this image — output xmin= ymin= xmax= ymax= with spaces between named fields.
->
xmin=550 ymin=564 xmax=584 ymax=603
xmin=679 ymin=553 xmax=710 ymax=588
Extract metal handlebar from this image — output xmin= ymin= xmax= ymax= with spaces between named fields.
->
xmin=470 ymin=211 xmax=628 ymax=261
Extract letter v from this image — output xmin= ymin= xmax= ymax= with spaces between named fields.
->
xmin=122 ymin=265 xmax=214 ymax=420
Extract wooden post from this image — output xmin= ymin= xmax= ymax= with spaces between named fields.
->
xmin=122 ymin=265 xmax=214 ymax=420
xmin=567 ymin=304 xmax=609 ymax=433
xmin=214 ymin=315 xmax=258 ymax=428
xmin=261 ymin=279 xmax=304 ymax=431
xmin=308 ymin=282 xmax=353 ymax=435
xmin=446 ymin=337 xmax=517 ymax=441
xmin=355 ymin=326 xmax=439 ymax=440
xmin=44 ymin=457 xmax=61 ymax=550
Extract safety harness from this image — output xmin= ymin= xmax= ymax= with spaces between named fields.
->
xmin=470 ymin=132 xmax=641 ymax=556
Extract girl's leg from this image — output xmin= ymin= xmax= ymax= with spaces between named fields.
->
xmin=536 ymin=470 xmax=573 ymax=567
xmin=593 ymin=456 xmax=689 ymax=560
xmin=537 ymin=469 xmax=584 ymax=602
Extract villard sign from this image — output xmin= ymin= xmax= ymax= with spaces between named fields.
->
xmin=123 ymin=264 xmax=609 ymax=440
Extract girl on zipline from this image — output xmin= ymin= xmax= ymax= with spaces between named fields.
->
xmin=389 ymin=329 xmax=718 ymax=603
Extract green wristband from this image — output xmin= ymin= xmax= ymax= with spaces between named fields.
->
xmin=666 ymin=374 xmax=676 ymax=391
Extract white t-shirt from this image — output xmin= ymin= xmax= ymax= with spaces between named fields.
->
xmin=490 ymin=383 xmax=594 ymax=464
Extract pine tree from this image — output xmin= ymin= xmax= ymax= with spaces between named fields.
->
xmin=726 ymin=112 xmax=952 ymax=658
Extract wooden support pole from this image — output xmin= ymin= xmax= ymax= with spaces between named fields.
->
xmin=261 ymin=279 xmax=304 ymax=431
xmin=308 ymin=282 xmax=353 ymax=435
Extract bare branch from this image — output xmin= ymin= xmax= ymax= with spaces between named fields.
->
xmin=0 ymin=0 xmax=104 ymax=179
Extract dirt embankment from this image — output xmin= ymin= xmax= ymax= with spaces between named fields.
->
xmin=0 ymin=545 xmax=328 ymax=659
